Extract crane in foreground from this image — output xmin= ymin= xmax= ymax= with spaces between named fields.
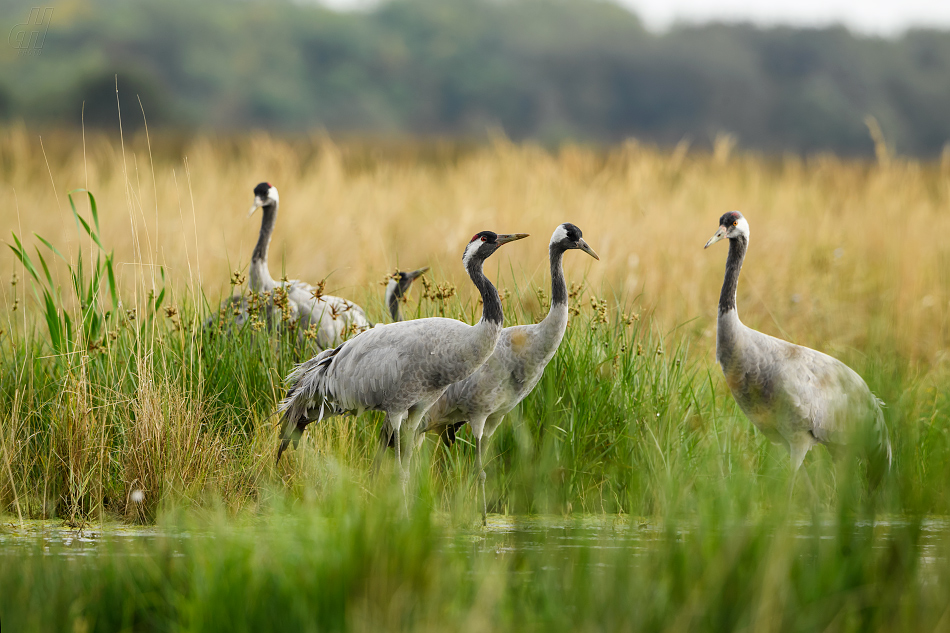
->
xmin=245 ymin=182 xmax=370 ymax=347
xmin=275 ymin=231 xmax=529 ymax=491
xmin=704 ymin=211 xmax=891 ymax=490
xmin=385 ymin=267 xmax=429 ymax=322
xmin=418 ymin=223 xmax=598 ymax=524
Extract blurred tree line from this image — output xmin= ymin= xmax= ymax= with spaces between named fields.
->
xmin=1 ymin=0 xmax=949 ymax=156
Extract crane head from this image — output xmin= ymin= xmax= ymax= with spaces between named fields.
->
xmin=462 ymin=231 xmax=529 ymax=268
xmin=551 ymin=223 xmax=599 ymax=260
xmin=389 ymin=267 xmax=429 ymax=300
xmin=705 ymin=211 xmax=750 ymax=248
xmin=248 ymin=182 xmax=279 ymax=217
xmin=395 ymin=267 xmax=429 ymax=291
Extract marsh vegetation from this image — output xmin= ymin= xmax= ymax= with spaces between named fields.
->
xmin=1 ymin=128 xmax=950 ymax=630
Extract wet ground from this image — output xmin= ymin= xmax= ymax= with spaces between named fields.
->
xmin=2 ymin=515 xmax=947 ymax=570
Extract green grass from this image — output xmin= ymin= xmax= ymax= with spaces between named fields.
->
xmin=2 ymin=188 xmax=950 ymax=631
xmin=1 ymin=486 xmax=946 ymax=632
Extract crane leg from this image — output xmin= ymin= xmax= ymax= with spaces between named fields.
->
xmin=393 ymin=423 xmax=412 ymax=517
xmin=788 ymin=441 xmax=815 ymax=503
xmin=467 ymin=417 xmax=490 ymax=527
xmin=394 ymin=424 xmax=405 ymax=486
xmin=398 ymin=408 xmax=423 ymax=517
xmin=475 ymin=434 xmax=487 ymax=527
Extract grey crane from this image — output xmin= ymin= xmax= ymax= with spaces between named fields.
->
xmin=418 ymin=223 xmax=598 ymax=524
xmin=275 ymin=231 xmax=529 ymax=490
xmin=384 ymin=267 xmax=429 ymax=322
xmin=705 ymin=211 xmax=891 ymax=489
xmin=246 ymin=182 xmax=371 ymax=347
xmin=209 ymin=242 xmax=426 ymax=334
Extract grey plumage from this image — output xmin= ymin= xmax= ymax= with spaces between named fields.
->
xmin=705 ymin=211 xmax=891 ymax=483
xmin=384 ymin=267 xmax=429 ymax=322
xmin=208 ymin=264 xmax=427 ymax=337
xmin=275 ymin=231 xmax=529 ymax=488
xmin=418 ymin=223 xmax=599 ymax=524
xmin=243 ymin=182 xmax=370 ymax=347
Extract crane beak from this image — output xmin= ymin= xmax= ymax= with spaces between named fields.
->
xmin=405 ymin=266 xmax=429 ymax=280
xmin=576 ymin=238 xmax=599 ymax=260
xmin=495 ymin=233 xmax=530 ymax=245
xmin=704 ymin=226 xmax=727 ymax=249
xmin=247 ymin=197 xmax=264 ymax=218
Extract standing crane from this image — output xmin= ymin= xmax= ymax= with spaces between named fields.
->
xmin=385 ymin=267 xmax=429 ymax=322
xmin=246 ymin=182 xmax=370 ymax=347
xmin=418 ymin=223 xmax=598 ymax=524
xmin=704 ymin=211 xmax=891 ymax=490
xmin=275 ymin=231 xmax=529 ymax=492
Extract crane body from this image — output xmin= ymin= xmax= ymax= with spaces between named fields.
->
xmin=705 ymin=211 xmax=891 ymax=484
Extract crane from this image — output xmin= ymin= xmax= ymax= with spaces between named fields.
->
xmin=275 ymin=231 xmax=529 ymax=493
xmin=418 ymin=223 xmax=598 ymax=524
xmin=246 ymin=182 xmax=370 ymax=347
xmin=705 ymin=211 xmax=891 ymax=491
xmin=385 ymin=267 xmax=429 ymax=322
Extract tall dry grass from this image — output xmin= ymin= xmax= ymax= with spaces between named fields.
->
xmin=2 ymin=126 xmax=950 ymax=632
xmin=1 ymin=124 xmax=949 ymax=522
xmin=2 ymin=125 xmax=947 ymax=365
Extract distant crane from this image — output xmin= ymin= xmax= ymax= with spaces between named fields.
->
xmin=418 ymin=223 xmax=598 ymax=524
xmin=275 ymin=231 xmax=529 ymax=492
xmin=385 ymin=267 xmax=429 ymax=322
xmin=704 ymin=211 xmax=891 ymax=490
xmin=245 ymin=182 xmax=370 ymax=347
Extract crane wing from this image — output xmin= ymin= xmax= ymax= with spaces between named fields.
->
xmin=287 ymin=317 xmax=473 ymax=414
xmin=774 ymin=342 xmax=878 ymax=446
xmin=284 ymin=280 xmax=370 ymax=326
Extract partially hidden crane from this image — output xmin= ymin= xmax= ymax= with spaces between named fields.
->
xmin=244 ymin=182 xmax=370 ymax=347
xmin=385 ymin=267 xmax=429 ymax=322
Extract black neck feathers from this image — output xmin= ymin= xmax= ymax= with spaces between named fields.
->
xmin=467 ymin=255 xmax=503 ymax=326
xmin=387 ymin=285 xmax=401 ymax=322
xmin=719 ymin=235 xmax=747 ymax=315
xmin=252 ymin=203 xmax=277 ymax=263
xmin=549 ymin=242 xmax=567 ymax=307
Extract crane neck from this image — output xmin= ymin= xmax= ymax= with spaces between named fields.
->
xmin=538 ymin=243 xmax=571 ymax=335
xmin=467 ymin=255 xmax=503 ymax=327
xmin=533 ymin=242 xmax=570 ymax=348
xmin=719 ymin=235 xmax=747 ymax=316
xmin=385 ymin=279 xmax=402 ymax=322
xmin=250 ymin=201 xmax=278 ymax=291
xmin=549 ymin=243 xmax=568 ymax=308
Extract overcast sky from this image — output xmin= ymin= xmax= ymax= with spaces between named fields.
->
xmin=620 ymin=0 xmax=950 ymax=35
xmin=318 ymin=0 xmax=950 ymax=36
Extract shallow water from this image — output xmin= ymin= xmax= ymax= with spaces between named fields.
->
xmin=458 ymin=514 xmax=666 ymax=554
xmin=0 ymin=519 xmax=198 ymax=557
xmin=2 ymin=514 xmax=947 ymax=571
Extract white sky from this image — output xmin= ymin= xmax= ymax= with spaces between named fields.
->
xmin=318 ymin=0 xmax=950 ymax=37
xmin=619 ymin=0 xmax=950 ymax=35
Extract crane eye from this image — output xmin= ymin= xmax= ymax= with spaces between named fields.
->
xmin=732 ymin=221 xmax=738 ymax=226
xmin=480 ymin=236 xmax=487 ymax=242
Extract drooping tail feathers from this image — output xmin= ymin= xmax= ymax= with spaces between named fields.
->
xmin=275 ymin=344 xmax=342 ymax=463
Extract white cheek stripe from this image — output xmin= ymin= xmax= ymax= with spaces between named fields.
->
xmin=462 ymin=242 xmax=477 ymax=268
xmin=737 ymin=216 xmax=750 ymax=237
xmin=550 ymin=224 xmax=569 ymax=245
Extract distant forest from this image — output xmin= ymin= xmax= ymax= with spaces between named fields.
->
xmin=2 ymin=0 xmax=950 ymax=156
